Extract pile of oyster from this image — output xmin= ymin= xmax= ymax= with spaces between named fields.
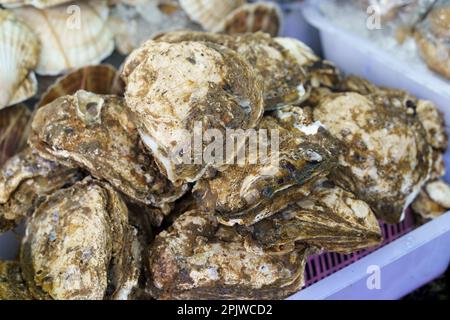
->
xmin=1 ymin=2 xmax=449 ymax=301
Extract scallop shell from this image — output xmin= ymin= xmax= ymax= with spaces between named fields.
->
xmin=215 ymin=2 xmax=283 ymax=37
xmin=12 ymin=1 xmax=115 ymax=76
xmin=178 ymin=0 xmax=245 ymax=31
xmin=0 ymin=104 xmax=31 ymax=167
xmin=37 ymin=64 xmax=123 ymax=108
xmin=0 ymin=10 xmax=40 ymax=109
xmin=0 ymin=0 xmax=73 ymax=8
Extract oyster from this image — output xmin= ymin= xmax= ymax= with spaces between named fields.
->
xmin=250 ymin=180 xmax=383 ymax=254
xmin=214 ymin=2 xmax=283 ymax=37
xmin=13 ymin=1 xmax=114 ymax=76
xmin=0 ymin=104 xmax=31 ymax=167
xmin=412 ymin=179 xmax=450 ymax=221
xmin=148 ymin=209 xmax=311 ymax=300
xmin=122 ymin=39 xmax=264 ymax=184
xmin=194 ymin=111 xmax=341 ymax=226
xmin=37 ymin=64 xmax=124 ymax=109
xmin=0 ymin=9 xmax=40 ymax=109
xmin=29 ymin=90 xmax=187 ymax=211
xmin=0 ymin=148 xmax=82 ymax=233
xmin=314 ymin=92 xmax=433 ymax=223
xmin=0 ymin=261 xmax=32 ymax=300
xmin=20 ymin=178 xmax=140 ymax=300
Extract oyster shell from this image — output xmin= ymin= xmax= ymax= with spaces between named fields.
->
xmin=214 ymin=2 xmax=283 ymax=37
xmin=156 ymin=31 xmax=309 ymax=110
xmin=0 ymin=9 xmax=40 ymax=109
xmin=314 ymin=92 xmax=433 ymax=223
xmin=148 ymin=209 xmax=311 ymax=300
xmin=0 ymin=261 xmax=32 ymax=300
xmin=13 ymin=1 xmax=115 ymax=76
xmin=0 ymin=104 xmax=31 ymax=167
xmin=0 ymin=148 xmax=82 ymax=233
xmin=29 ymin=90 xmax=187 ymax=211
xmin=0 ymin=0 xmax=73 ymax=8
xmin=178 ymin=0 xmax=245 ymax=31
xmin=193 ymin=111 xmax=341 ymax=226
xmin=122 ymin=40 xmax=264 ymax=184
xmin=250 ymin=181 xmax=383 ymax=254
xmin=412 ymin=179 xmax=450 ymax=221
xmin=37 ymin=64 xmax=124 ymax=109
xmin=20 ymin=178 xmax=141 ymax=300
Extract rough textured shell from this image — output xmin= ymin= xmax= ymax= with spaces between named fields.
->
xmin=314 ymin=92 xmax=433 ymax=223
xmin=251 ymin=181 xmax=383 ymax=254
xmin=13 ymin=1 xmax=114 ymax=76
xmin=37 ymin=64 xmax=124 ymax=108
xmin=122 ymin=40 xmax=264 ymax=184
xmin=20 ymin=178 xmax=140 ymax=300
xmin=29 ymin=91 xmax=187 ymax=212
xmin=148 ymin=210 xmax=311 ymax=300
xmin=215 ymin=2 xmax=283 ymax=37
xmin=0 ymin=104 xmax=31 ymax=167
xmin=157 ymin=31 xmax=309 ymax=110
xmin=0 ymin=261 xmax=32 ymax=300
xmin=178 ymin=0 xmax=245 ymax=31
xmin=0 ymin=9 xmax=40 ymax=108
xmin=411 ymin=179 xmax=450 ymax=222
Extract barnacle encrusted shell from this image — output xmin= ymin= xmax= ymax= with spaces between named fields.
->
xmin=13 ymin=0 xmax=114 ymax=76
xmin=178 ymin=0 xmax=245 ymax=31
xmin=156 ymin=31 xmax=309 ymax=110
xmin=193 ymin=111 xmax=341 ymax=226
xmin=0 ymin=9 xmax=40 ymax=109
xmin=20 ymin=178 xmax=140 ymax=300
xmin=0 ymin=104 xmax=31 ymax=167
xmin=250 ymin=181 xmax=383 ymax=254
xmin=148 ymin=210 xmax=311 ymax=300
xmin=0 ymin=148 xmax=81 ymax=234
xmin=214 ymin=2 xmax=283 ymax=37
xmin=0 ymin=261 xmax=32 ymax=300
xmin=122 ymin=40 xmax=264 ymax=184
xmin=314 ymin=92 xmax=433 ymax=223
xmin=0 ymin=0 xmax=73 ymax=8
xmin=37 ymin=64 xmax=124 ymax=108
xmin=29 ymin=91 xmax=187 ymax=211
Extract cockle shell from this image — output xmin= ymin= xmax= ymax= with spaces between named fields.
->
xmin=37 ymin=64 xmax=124 ymax=108
xmin=0 ymin=261 xmax=32 ymax=300
xmin=0 ymin=10 xmax=40 ymax=109
xmin=148 ymin=210 xmax=312 ymax=300
xmin=0 ymin=104 xmax=31 ymax=167
xmin=0 ymin=0 xmax=73 ymax=8
xmin=20 ymin=178 xmax=141 ymax=300
xmin=13 ymin=1 xmax=115 ymax=76
xmin=214 ymin=2 xmax=283 ymax=37
xmin=122 ymin=40 xmax=264 ymax=184
xmin=178 ymin=0 xmax=245 ymax=31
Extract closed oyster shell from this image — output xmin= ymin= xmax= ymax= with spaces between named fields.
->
xmin=148 ymin=210 xmax=311 ymax=300
xmin=0 ymin=9 xmax=40 ymax=108
xmin=0 ymin=261 xmax=32 ymax=300
xmin=37 ymin=64 xmax=124 ymax=108
xmin=29 ymin=91 xmax=187 ymax=211
xmin=156 ymin=31 xmax=309 ymax=110
xmin=214 ymin=2 xmax=283 ymax=37
xmin=193 ymin=112 xmax=341 ymax=226
xmin=178 ymin=0 xmax=245 ymax=31
xmin=122 ymin=40 xmax=264 ymax=184
xmin=250 ymin=181 xmax=383 ymax=254
xmin=20 ymin=178 xmax=140 ymax=300
xmin=0 ymin=104 xmax=31 ymax=167
xmin=0 ymin=148 xmax=82 ymax=233
xmin=314 ymin=92 xmax=433 ymax=223
xmin=13 ymin=1 xmax=115 ymax=76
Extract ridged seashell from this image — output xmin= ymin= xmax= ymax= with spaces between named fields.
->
xmin=178 ymin=0 xmax=245 ymax=31
xmin=0 ymin=10 xmax=40 ymax=109
xmin=13 ymin=1 xmax=115 ymax=76
xmin=0 ymin=0 xmax=73 ymax=8
xmin=215 ymin=2 xmax=283 ymax=37
xmin=0 ymin=104 xmax=31 ymax=167
xmin=37 ymin=64 xmax=124 ymax=108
